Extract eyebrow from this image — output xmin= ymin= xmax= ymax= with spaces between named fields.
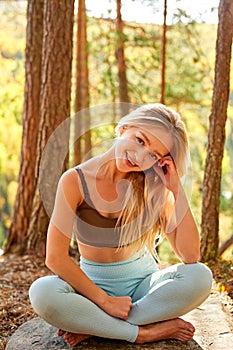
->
xmin=138 ymin=130 xmax=171 ymax=159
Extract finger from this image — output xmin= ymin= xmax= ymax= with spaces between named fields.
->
xmin=159 ymin=155 xmax=177 ymax=172
xmin=158 ymin=157 xmax=172 ymax=168
xmin=153 ymin=163 xmax=166 ymax=181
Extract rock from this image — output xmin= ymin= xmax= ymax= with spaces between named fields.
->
xmin=6 ymin=296 xmax=233 ymax=350
xmin=183 ymin=297 xmax=233 ymax=350
xmin=5 ymin=317 xmax=201 ymax=350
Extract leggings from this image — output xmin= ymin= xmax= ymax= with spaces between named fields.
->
xmin=29 ymin=252 xmax=212 ymax=343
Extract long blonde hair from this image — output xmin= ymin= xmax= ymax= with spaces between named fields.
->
xmin=115 ymin=103 xmax=189 ymax=258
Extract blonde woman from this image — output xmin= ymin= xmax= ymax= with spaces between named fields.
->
xmin=29 ymin=104 xmax=212 ymax=347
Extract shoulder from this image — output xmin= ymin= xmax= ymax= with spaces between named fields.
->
xmin=59 ymin=156 xmax=100 ymax=199
xmin=60 ymin=167 xmax=79 ymax=183
xmin=59 ymin=168 xmax=79 ymax=190
xmin=57 ymin=168 xmax=83 ymax=208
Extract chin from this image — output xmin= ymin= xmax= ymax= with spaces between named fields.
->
xmin=116 ymin=160 xmax=132 ymax=173
xmin=116 ymin=163 xmax=131 ymax=173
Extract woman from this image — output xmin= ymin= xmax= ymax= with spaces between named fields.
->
xmin=29 ymin=103 xmax=212 ymax=347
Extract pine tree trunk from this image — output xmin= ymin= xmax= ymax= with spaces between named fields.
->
xmin=5 ymin=0 xmax=44 ymax=254
xmin=73 ymin=0 xmax=83 ymax=166
xmin=116 ymin=0 xmax=130 ymax=115
xmin=26 ymin=0 xmax=75 ymax=255
xmin=74 ymin=0 xmax=91 ymax=166
xmin=201 ymin=0 xmax=233 ymax=262
xmin=160 ymin=0 xmax=167 ymax=105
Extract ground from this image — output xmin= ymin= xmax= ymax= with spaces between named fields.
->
xmin=0 ymin=254 xmax=232 ymax=350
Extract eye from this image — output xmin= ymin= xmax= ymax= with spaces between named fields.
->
xmin=149 ymin=153 xmax=158 ymax=161
xmin=136 ymin=136 xmax=144 ymax=145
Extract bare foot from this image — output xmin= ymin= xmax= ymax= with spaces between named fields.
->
xmin=135 ymin=318 xmax=195 ymax=344
xmin=57 ymin=329 xmax=91 ymax=347
xmin=57 ymin=329 xmax=65 ymax=337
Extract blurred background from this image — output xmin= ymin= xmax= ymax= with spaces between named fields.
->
xmin=0 ymin=0 xmax=232 ymax=262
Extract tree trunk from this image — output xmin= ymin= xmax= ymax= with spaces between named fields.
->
xmin=81 ymin=0 xmax=91 ymax=159
xmin=116 ymin=0 xmax=130 ymax=115
xmin=26 ymin=0 xmax=75 ymax=255
xmin=4 ymin=0 xmax=44 ymax=254
xmin=160 ymin=0 xmax=167 ymax=105
xmin=201 ymin=0 xmax=233 ymax=262
xmin=73 ymin=0 xmax=83 ymax=166
xmin=73 ymin=0 xmax=91 ymax=165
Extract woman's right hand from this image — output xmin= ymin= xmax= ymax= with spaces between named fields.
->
xmin=101 ymin=295 xmax=133 ymax=320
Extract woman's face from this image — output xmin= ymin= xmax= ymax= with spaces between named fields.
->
xmin=115 ymin=126 xmax=173 ymax=173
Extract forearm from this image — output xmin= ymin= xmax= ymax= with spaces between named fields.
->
xmin=46 ymin=252 xmax=132 ymax=320
xmin=46 ymin=254 xmax=108 ymax=307
xmin=170 ymin=187 xmax=200 ymax=263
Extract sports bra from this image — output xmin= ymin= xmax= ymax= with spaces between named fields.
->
xmin=74 ymin=167 xmax=122 ymax=247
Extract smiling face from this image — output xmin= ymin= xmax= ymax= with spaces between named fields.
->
xmin=115 ymin=126 xmax=173 ymax=173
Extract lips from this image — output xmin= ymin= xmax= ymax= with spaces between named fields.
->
xmin=126 ymin=152 xmax=138 ymax=167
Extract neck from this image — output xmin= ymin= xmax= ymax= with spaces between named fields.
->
xmin=98 ymin=146 xmax=128 ymax=183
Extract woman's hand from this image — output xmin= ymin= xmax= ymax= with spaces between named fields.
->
xmin=153 ymin=154 xmax=180 ymax=196
xmin=100 ymin=295 xmax=133 ymax=320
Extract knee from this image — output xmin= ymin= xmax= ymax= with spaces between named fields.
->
xmin=29 ymin=275 xmax=59 ymax=319
xmin=182 ymin=262 xmax=213 ymax=296
xmin=193 ymin=262 xmax=212 ymax=291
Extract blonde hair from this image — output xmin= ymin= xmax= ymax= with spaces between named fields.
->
xmin=115 ymin=103 xmax=189 ymax=258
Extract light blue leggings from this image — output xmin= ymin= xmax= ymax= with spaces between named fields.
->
xmin=29 ymin=252 xmax=212 ymax=343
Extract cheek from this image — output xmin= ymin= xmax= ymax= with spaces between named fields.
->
xmin=114 ymin=140 xmax=129 ymax=167
xmin=115 ymin=138 xmax=134 ymax=154
xmin=115 ymin=158 xmax=127 ymax=172
xmin=142 ymin=157 xmax=157 ymax=171
xmin=114 ymin=139 xmax=125 ymax=157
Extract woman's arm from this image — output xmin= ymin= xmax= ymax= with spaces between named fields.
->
xmin=46 ymin=169 xmax=132 ymax=319
xmin=165 ymin=187 xmax=200 ymax=264
xmin=154 ymin=155 xmax=200 ymax=264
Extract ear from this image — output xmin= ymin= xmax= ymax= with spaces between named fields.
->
xmin=118 ymin=125 xmax=128 ymax=136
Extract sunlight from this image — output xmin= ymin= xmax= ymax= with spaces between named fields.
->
xmin=84 ymin=0 xmax=219 ymax=24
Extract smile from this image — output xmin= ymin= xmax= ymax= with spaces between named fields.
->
xmin=126 ymin=152 xmax=138 ymax=167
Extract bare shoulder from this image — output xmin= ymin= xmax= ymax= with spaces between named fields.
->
xmin=58 ymin=168 xmax=83 ymax=208
xmin=61 ymin=157 xmax=100 ymax=199
xmin=59 ymin=168 xmax=79 ymax=189
xmin=60 ymin=167 xmax=79 ymax=184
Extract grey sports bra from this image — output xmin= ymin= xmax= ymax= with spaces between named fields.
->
xmin=74 ymin=167 xmax=122 ymax=247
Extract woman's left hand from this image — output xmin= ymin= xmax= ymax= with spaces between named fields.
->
xmin=153 ymin=154 xmax=180 ymax=195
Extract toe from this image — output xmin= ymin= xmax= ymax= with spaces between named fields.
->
xmin=57 ymin=329 xmax=65 ymax=337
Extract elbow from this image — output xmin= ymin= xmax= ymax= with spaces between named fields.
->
xmin=45 ymin=255 xmax=53 ymax=271
xmin=181 ymin=252 xmax=200 ymax=264
xmin=178 ymin=247 xmax=200 ymax=264
xmin=182 ymin=258 xmax=199 ymax=264
xmin=45 ymin=253 xmax=60 ymax=272
xmin=45 ymin=250 xmax=70 ymax=273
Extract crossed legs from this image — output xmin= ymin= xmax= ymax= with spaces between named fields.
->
xmin=29 ymin=262 xmax=212 ymax=346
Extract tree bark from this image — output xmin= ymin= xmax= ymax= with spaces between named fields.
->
xmin=5 ymin=0 xmax=44 ymax=254
xmin=116 ymin=0 xmax=130 ymax=115
xmin=201 ymin=0 xmax=233 ymax=262
xmin=73 ymin=0 xmax=91 ymax=166
xmin=160 ymin=0 xmax=167 ymax=105
xmin=26 ymin=0 xmax=75 ymax=255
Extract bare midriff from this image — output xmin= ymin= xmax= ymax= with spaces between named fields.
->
xmin=78 ymin=242 xmax=134 ymax=263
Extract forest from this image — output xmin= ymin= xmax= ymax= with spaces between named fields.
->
xmin=1 ymin=0 xmax=233 ymax=348
xmin=0 ymin=0 xmax=232 ymax=264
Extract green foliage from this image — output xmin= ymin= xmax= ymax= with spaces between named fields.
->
xmin=1 ymin=2 xmax=233 ymax=260
xmin=0 ymin=2 xmax=25 ymax=246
